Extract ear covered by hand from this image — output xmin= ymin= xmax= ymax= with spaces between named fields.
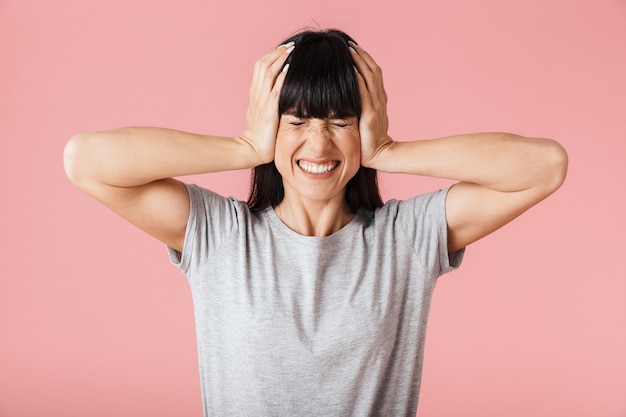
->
xmin=350 ymin=41 xmax=394 ymax=169
xmin=239 ymin=42 xmax=294 ymax=165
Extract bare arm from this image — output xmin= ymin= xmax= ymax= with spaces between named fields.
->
xmin=64 ymin=44 xmax=293 ymax=251
xmin=63 ymin=129 xmax=264 ymax=251
xmin=351 ymin=42 xmax=568 ymax=253
xmin=367 ymin=134 xmax=568 ymax=253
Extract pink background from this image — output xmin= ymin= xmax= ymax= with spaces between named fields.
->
xmin=2 ymin=0 xmax=625 ymax=415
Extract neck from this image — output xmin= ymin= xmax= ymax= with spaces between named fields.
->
xmin=274 ymin=196 xmax=354 ymax=237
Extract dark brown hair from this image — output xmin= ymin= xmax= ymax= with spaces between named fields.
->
xmin=247 ymin=29 xmax=383 ymax=213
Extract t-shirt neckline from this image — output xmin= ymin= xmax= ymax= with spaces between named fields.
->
xmin=264 ymin=206 xmax=367 ymax=245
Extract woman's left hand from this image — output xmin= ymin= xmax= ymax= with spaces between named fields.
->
xmin=350 ymin=42 xmax=394 ymax=169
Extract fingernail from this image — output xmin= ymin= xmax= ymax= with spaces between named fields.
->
xmin=279 ymin=41 xmax=295 ymax=49
xmin=349 ymin=46 xmax=356 ymax=54
xmin=282 ymin=63 xmax=290 ymax=73
xmin=286 ymin=45 xmax=295 ymax=54
xmin=348 ymin=40 xmax=359 ymax=48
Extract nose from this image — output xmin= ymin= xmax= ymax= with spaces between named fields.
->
xmin=306 ymin=125 xmax=332 ymax=154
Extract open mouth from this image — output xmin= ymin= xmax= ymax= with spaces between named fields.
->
xmin=297 ymin=160 xmax=340 ymax=174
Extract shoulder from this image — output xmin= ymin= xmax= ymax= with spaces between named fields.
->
xmin=357 ymin=188 xmax=451 ymax=242
xmin=170 ymin=184 xmax=255 ymax=271
xmin=358 ymin=188 xmax=462 ymax=276
xmin=372 ymin=188 xmax=450 ymax=220
xmin=185 ymin=183 xmax=249 ymax=214
xmin=182 ymin=182 xmax=255 ymax=241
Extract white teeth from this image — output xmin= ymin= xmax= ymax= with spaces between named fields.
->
xmin=298 ymin=160 xmax=339 ymax=174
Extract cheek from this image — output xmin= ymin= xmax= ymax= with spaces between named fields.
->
xmin=273 ymin=132 xmax=296 ymax=174
xmin=343 ymin=133 xmax=362 ymax=160
xmin=340 ymin=138 xmax=361 ymax=178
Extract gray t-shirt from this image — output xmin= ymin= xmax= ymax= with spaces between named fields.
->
xmin=168 ymin=183 xmax=463 ymax=417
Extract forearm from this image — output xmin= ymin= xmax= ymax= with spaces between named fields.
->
xmin=372 ymin=133 xmax=568 ymax=193
xmin=64 ymin=127 xmax=262 ymax=188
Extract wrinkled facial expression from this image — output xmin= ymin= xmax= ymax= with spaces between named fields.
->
xmin=274 ymin=111 xmax=361 ymax=205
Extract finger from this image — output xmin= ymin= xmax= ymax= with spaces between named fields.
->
xmin=252 ymin=43 xmax=294 ymax=100
xmin=350 ymin=43 xmax=387 ymax=106
xmin=270 ymin=44 xmax=294 ymax=77
xmin=349 ymin=41 xmax=379 ymax=73
xmin=269 ymin=67 xmax=288 ymax=103
xmin=255 ymin=42 xmax=294 ymax=71
xmin=251 ymin=46 xmax=284 ymax=88
xmin=251 ymin=47 xmax=286 ymax=94
xmin=354 ymin=69 xmax=373 ymax=116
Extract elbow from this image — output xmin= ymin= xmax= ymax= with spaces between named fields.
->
xmin=543 ymin=139 xmax=569 ymax=194
xmin=63 ymin=132 xmax=92 ymax=187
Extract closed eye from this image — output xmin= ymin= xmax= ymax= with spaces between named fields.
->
xmin=330 ymin=116 xmax=356 ymax=128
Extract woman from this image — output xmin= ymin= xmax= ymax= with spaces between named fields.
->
xmin=64 ymin=29 xmax=567 ymax=416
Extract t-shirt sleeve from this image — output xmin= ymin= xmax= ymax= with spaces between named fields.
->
xmin=166 ymin=183 xmax=239 ymax=274
xmin=395 ymin=187 xmax=464 ymax=277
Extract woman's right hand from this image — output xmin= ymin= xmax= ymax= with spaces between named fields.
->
xmin=239 ymin=42 xmax=294 ymax=165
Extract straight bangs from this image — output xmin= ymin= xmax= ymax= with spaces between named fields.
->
xmin=279 ymin=31 xmax=361 ymax=119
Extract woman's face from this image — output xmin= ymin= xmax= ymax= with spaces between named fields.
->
xmin=274 ymin=112 xmax=361 ymax=206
